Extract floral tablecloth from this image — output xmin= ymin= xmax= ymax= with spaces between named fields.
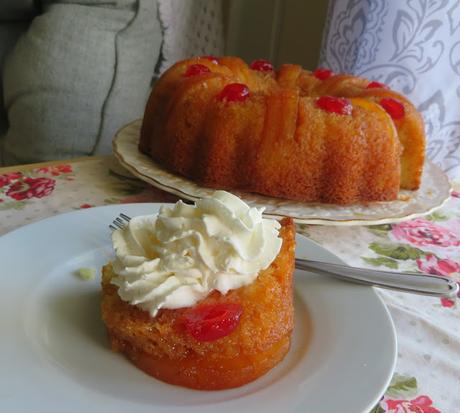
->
xmin=1 ymin=155 xmax=459 ymax=413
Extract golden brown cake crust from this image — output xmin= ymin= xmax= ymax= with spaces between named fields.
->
xmin=139 ymin=57 xmax=425 ymax=205
xmin=101 ymin=217 xmax=296 ymax=390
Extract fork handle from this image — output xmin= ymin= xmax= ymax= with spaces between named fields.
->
xmin=295 ymin=258 xmax=459 ymax=298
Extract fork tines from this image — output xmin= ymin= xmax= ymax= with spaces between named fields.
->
xmin=109 ymin=213 xmax=132 ymax=231
xmin=120 ymin=213 xmax=131 ymax=222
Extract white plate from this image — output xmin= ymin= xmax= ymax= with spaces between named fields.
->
xmin=0 ymin=204 xmax=396 ymax=413
xmin=113 ymin=119 xmax=451 ymax=226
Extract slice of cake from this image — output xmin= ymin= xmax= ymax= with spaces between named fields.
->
xmin=101 ymin=191 xmax=295 ymax=390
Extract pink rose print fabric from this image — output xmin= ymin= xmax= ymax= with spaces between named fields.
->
xmin=0 ymin=172 xmax=22 ymax=188
xmin=6 ymin=177 xmax=55 ymax=200
xmin=368 ymin=375 xmax=443 ymax=413
xmin=0 ymin=164 xmax=74 ymax=209
xmin=350 ymin=211 xmax=460 ymax=309
xmin=415 ymin=255 xmax=460 ymax=307
xmin=36 ymin=165 xmax=73 ymax=176
xmin=392 ymin=219 xmax=460 ymax=248
xmin=416 ymin=255 xmax=460 ymax=276
xmin=380 ymin=395 xmax=441 ymax=413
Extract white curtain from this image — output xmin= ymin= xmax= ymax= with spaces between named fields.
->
xmin=320 ymin=0 xmax=460 ymax=181
xmin=157 ymin=0 xmax=224 ymax=73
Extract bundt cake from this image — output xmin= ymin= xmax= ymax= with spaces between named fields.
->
xmin=139 ymin=56 xmax=425 ymax=205
xmin=101 ymin=192 xmax=295 ymax=390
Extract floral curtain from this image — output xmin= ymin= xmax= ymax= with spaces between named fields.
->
xmin=320 ymin=0 xmax=460 ymax=181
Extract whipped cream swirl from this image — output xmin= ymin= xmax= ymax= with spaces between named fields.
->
xmin=111 ymin=191 xmax=282 ymax=316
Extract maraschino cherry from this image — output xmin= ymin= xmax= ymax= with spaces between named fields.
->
xmin=367 ymin=81 xmax=388 ymax=89
xmin=250 ymin=59 xmax=274 ymax=72
xmin=313 ymin=68 xmax=334 ymax=80
xmin=316 ymin=96 xmax=352 ymax=115
xmin=217 ymin=83 xmax=250 ymax=102
xmin=182 ymin=303 xmax=243 ymax=342
xmin=184 ymin=64 xmax=211 ymax=77
xmin=201 ymin=55 xmax=219 ymax=64
xmin=379 ymin=98 xmax=405 ymax=120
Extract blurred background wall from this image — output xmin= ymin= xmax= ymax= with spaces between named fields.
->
xmin=224 ymin=0 xmax=329 ymax=70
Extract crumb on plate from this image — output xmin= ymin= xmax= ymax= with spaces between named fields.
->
xmin=76 ymin=267 xmax=96 ymax=280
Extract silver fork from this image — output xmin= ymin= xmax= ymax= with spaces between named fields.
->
xmin=110 ymin=214 xmax=459 ymax=298
xmin=109 ymin=213 xmax=132 ymax=231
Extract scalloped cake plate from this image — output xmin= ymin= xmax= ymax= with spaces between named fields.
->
xmin=0 ymin=203 xmax=396 ymax=413
xmin=113 ymin=120 xmax=451 ymax=225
